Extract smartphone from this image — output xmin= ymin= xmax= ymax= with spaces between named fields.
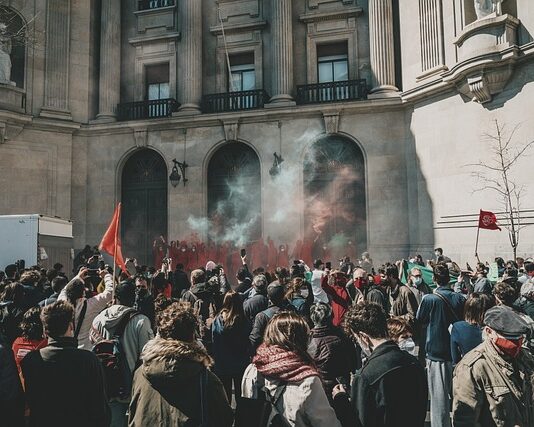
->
xmin=336 ymin=376 xmax=349 ymax=390
xmin=325 ymin=262 xmax=332 ymax=270
xmin=240 ymin=248 xmax=247 ymax=257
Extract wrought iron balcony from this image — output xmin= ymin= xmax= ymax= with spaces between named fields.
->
xmin=138 ymin=0 xmax=175 ymax=11
xmin=117 ymin=98 xmax=179 ymax=121
xmin=296 ymin=79 xmax=368 ymax=105
xmin=202 ymin=89 xmax=270 ymax=114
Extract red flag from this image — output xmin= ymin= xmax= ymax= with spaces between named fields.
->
xmin=99 ymin=203 xmax=128 ymax=273
xmin=478 ymin=210 xmax=501 ymax=231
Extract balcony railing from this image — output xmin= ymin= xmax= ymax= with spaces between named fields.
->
xmin=117 ymin=98 xmax=179 ymax=121
xmin=296 ymin=79 xmax=368 ymax=105
xmin=202 ymin=89 xmax=270 ymax=114
xmin=138 ymin=0 xmax=175 ymax=11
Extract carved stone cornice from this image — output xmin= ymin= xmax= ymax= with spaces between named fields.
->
xmin=299 ymin=7 xmax=363 ymax=23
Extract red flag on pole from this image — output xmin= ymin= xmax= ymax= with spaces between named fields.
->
xmin=99 ymin=203 xmax=128 ymax=273
xmin=478 ymin=210 xmax=501 ymax=231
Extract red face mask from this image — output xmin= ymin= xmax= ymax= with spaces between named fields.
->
xmin=354 ymin=278 xmax=368 ymax=289
xmin=494 ymin=337 xmax=524 ymax=358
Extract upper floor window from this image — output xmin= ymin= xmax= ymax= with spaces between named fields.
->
xmin=317 ymin=42 xmax=348 ymax=83
xmin=229 ymin=53 xmax=255 ymax=92
xmin=146 ymin=63 xmax=170 ymax=100
xmin=138 ymin=0 xmax=175 ymax=11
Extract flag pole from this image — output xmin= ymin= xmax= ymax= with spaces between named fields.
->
xmin=112 ymin=203 xmax=121 ymax=299
xmin=474 ymin=209 xmax=481 ymax=263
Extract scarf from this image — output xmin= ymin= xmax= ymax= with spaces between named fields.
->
xmin=253 ymin=344 xmax=318 ymax=383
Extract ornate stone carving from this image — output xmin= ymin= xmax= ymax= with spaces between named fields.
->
xmin=323 ymin=112 xmax=340 ymax=134
xmin=221 ymin=120 xmax=240 ymax=141
xmin=454 ymin=65 xmax=514 ymax=104
xmin=0 ymin=23 xmax=14 ymax=86
xmin=133 ymin=128 xmax=148 ymax=147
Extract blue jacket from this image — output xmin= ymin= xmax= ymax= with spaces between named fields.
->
xmin=416 ymin=287 xmax=465 ymax=361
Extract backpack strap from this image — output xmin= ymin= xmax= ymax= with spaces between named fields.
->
xmin=434 ymin=291 xmax=460 ymax=323
xmin=113 ymin=310 xmax=140 ymax=339
xmin=74 ymin=300 xmax=87 ymax=340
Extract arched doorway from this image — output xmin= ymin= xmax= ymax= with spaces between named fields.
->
xmin=304 ymin=135 xmax=366 ymax=261
xmin=121 ymin=149 xmax=168 ymax=265
xmin=207 ymin=142 xmax=261 ymax=243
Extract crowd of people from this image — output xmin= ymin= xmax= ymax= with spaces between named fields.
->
xmin=1 ymin=245 xmax=534 ymax=427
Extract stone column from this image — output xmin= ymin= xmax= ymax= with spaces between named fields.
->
xmin=40 ymin=0 xmax=72 ymax=120
xmin=95 ymin=0 xmax=121 ymax=122
xmin=176 ymin=0 xmax=202 ymax=115
xmin=368 ymin=0 xmax=399 ymax=96
xmin=268 ymin=0 xmax=295 ymax=106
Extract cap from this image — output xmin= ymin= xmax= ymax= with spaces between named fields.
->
xmin=484 ymin=305 xmax=529 ymax=338
xmin=313 ymin=259 xmax=324 ymax=268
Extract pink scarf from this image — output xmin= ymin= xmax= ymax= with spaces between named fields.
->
xmin=253 ymin=344 xmax=318 ymax=382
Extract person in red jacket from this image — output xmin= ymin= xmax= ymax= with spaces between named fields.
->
xmin=267 ymin=237 xmax=277 ymax=270
xmin=277 ymin=244 xmax=289 ymax=268
xmin=321 ymin=271 xmax=351 ymax=327
xmin=12 ymin=307 xmax=47 ymax=387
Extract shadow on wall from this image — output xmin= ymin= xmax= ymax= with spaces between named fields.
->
xmin=404 ymin=107 xmax=435 ymax=263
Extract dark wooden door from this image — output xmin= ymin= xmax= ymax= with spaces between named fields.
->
xmin=121 ymin=150 xmax=168 ymax=265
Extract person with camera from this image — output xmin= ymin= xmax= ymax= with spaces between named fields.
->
xmin=58 ymin=266 xmax=113 ymax=349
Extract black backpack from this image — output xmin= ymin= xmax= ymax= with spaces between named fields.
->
xmin=92 ymin=311 xmax=139 ymax=400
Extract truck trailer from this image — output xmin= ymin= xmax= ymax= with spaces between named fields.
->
xmin=0 ymin=215 xmax=73 ymax=273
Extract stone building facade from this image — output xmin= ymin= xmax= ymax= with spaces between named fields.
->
xmin=0 ymin=0 xmax=533 ymax=265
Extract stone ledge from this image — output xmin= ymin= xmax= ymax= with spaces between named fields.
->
xmin=0 ymin=84 xmax=26 ymax=114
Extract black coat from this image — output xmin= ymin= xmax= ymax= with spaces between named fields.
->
xmin=243 ymin=293 xmax=269 ymax=324
xmin=171 ymin=269 xmax=190 ymax=297
xmin=333 ymin=341 xmax=427 ymax=427
xmin=308 ymin=325 xmax=357 ymax=398
xmin=21 ymin=337 xmax=111 ymax=427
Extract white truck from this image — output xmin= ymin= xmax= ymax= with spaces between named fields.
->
xmin=0 ymin=215 xmax=73 ymax=273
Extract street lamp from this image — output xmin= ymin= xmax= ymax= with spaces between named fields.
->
xmin=269 ymin=152 xmax=284 ymax=177
xmin=169 ymin=158 xmax=188 ymax=187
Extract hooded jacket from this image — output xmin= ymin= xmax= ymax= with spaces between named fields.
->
xmin=90 ymin=305 xmax=154 ymax=373
xmin=128 ymin=337 xmax=233 ymax=427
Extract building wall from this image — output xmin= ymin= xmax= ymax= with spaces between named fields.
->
xmin=1 ymin=0 xmax=534 ymax=266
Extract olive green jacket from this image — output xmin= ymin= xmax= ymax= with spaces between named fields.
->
xmin=452 ymin=339 xmax=534 ymax=427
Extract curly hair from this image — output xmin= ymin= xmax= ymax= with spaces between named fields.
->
xmin=20 ymin=270 xmax=41 ymax=286
xmin=21 ymin=307 xmax=44 ymax=340
xmin=158 ymin=302 xmax=198 ymax=341
xmin=343 ymin=301 xmax=388 ymax=339
xmin=493 ymin=282 xmax=518 ymax=307
xmin=387 ymin=317 xmax=413 ymax=341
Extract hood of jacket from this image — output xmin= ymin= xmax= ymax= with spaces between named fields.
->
xmin=97 ymin=305 xmax=136 ymax=333
xmin=140 ymin=337 xmax=213 ymax=391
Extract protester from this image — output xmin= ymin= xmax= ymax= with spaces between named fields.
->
xmin=249 ymin=281 xmax=295 ymax=351
xmin=472 ymin=262 xmax=493 ymax=294
xmin=311 ymin=259 xmax=329 ymax=303
xmin=345 ymin=268 xmax=365 ymax=306
xmin=308 ymin=302 xmax=356 ymax=402
xmin=58 ymin=267 xmax=113 ymax=350
xmin=407 ymin=266 xmax=432 ymax=304
xmin=128 ymin=302 xmax=233 ymax=426
xmin=286 ymin=277 xmax=314 ymax=317
xmin=243 ymin=274 xmax=269 ymax=323
xmin=133 ymin=275 xmax=156 ymax=330
xmin=333 ymin=302 xmax=427 ymax=427
xmin=11 ymin=307 xmax=47 ymax=381
xmin=21 ymin=301 xmax=111 ymax=427
xmin=416 ymin=264 xmax=465 ymax=427
xmin=387 ymin=316 xmax=416 ymax=355
xmin=171 ymin=263 xmax=190 ymax=297
xmin=211 ymin=291 xmax=251 ymax=424
xmin=242 ymin=311 xmax=342 ymax=426
xmin=20 ymin=270 xmax=46 ymax=311
xmin=39 ymin=275 xmax=67 ymax=307
xmin=452 ymin=305 xmax=534 ymax=426
xmin=321 ymin=270 xmax=351 ymax=326
xmin=90 ymin=280 xmax=154 ymax=427
xmin=0 ymin=332 xmax=24 ymax=427
xmin=450 ymin=292 xmax=494 ymax=365
xmin=0 ymin=282 xmax=26 ymax=346
xmin=383 ymin=264 xmax=419 ymax=322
